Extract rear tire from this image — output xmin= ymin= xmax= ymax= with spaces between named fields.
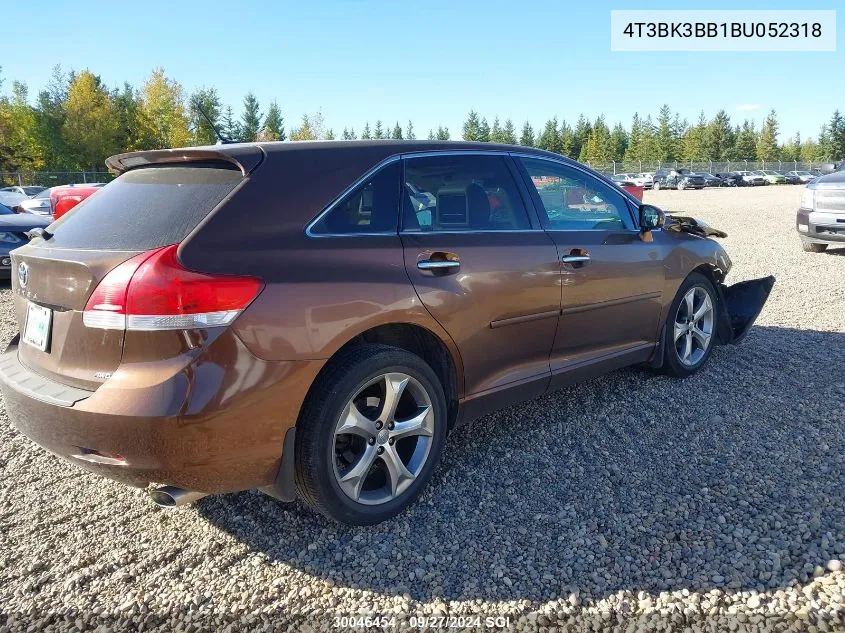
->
xmin=662 ymin=273 xmax=718 ymax=378
xmin=677 ymin=182 xmax=685 ymax=190
xmin=653 ymin=181 xmax=661 ymax=191
xmin=801 ymin=239 xmax=828 ymax=253
xmin=295 ymin=344 xmax=447 ymax=525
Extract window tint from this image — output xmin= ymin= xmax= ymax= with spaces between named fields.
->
xmin=310 ymin=161 xmax=400 ymax=235
xmin=520 ymin=158 xmax=629 ymax=231
xmin=402 ymin=155 xmax=530 ymax=232
xmin=46 ymin=166 xmax=242 ymax=250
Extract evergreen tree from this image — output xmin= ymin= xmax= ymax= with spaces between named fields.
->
xmin=239 ymin=92 xmax=262 ymax=142
xmin=262 ymin=101 xmax=285 ymax=141
xmin=559 ymin=120 xmax=575 ymax=157
xmin=519 ymin=121 xmax=535 ymax=147
xmin=573 ymin=115 xmax=592 ymax=159
xmin=462 ymin=110 xmax=481 ymax=141
xmin=654 ymin=104 xmax=676 ymax=162
xmin=537 ymin=118 xmax=561 ymax=153
xmin=405 ymin=120 xmax=415 ymax=140
xmin=478 ymin=117 xmax=490 ymax=142
xmin=391 ymin=121 xmax=403 ymax=139
xmin=681 ymin=112 xmax=707 ymax=162
xmin=624 ymin=113 xmax=643 ymax=164
xmin=756 ymin=110 xmax=780 ymax=161
xmin=490 ymin=117 xmax=505 ymax=143
xmin=609 ymin=122 xmax=628 ymax=161
xmin=361 ymin=122 xmax=372 ymax=139
xmin=325 ymin=128 xmax=335 ymax=140
xmin=502 ymin=119 xmax=517 ymax=145
xmin=702 ymin=110 xmax=733 ymax=161
xmin=220 ymin=106 xmax=238 ymax=141
xmin=113 ymin=81 xmax=142 ymax=152
xmin=189 ymin=87 xmax=222 ymax=145
xmin=428 ymin=129 xmax=435 ymax=140
xmin=374 ymin=120 xmax=384 ymax=139
xmin=32 ymin=65 xmax=69 ymax=169
xmin=436 ymin=126 xmax=449 ymax=140
xmin=733 ymin=120 xmax=758 ymax=160
xmin=824 ymin=110 xmax=844 ymax=159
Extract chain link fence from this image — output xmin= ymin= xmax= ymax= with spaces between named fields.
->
xmin=2 ymin=160 xmax=839 ymax=187
xmin=587 ymin=160 xmax=834 ymax=176
xmin=1 ymin=171 xmax=113 ymax=188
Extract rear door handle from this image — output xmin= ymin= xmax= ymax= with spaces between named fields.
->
xmin=417 ymin=260 xmax=460 ymax=271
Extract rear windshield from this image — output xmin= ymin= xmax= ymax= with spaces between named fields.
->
xmin=45 ymin=166 xmax=242 ymax=250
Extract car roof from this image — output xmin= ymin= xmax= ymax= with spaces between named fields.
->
xmin=106 ymin=140 xmax=574 ymax=175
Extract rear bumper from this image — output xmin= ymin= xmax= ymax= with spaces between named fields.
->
xmin=0 ymin=331 xmax=322 ymax=494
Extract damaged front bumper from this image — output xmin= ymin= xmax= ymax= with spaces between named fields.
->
xmin=715 ymin=276 xmax=776 ymax=345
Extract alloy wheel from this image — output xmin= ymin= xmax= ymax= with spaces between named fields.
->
xmin=673 ymin=286 xmax=714 ymax=367
xmin=332 ymin=372 xmax=435 ymax=505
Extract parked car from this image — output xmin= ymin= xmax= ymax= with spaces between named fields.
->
xmin=610 ymin=175 xmax=643 ymax=200
xmin=633 ymin=172 xmax=654 ymax=189
xmin=735 ymin=171 xmax=767 ymax=186
xmin=785 ymin=170 xmax=815 ymax=184
xmin=653 ymin=168 xmax=706 ymax=190
xmin=796 ymin=163 xmax=845 ymax=253
xmin=0 ymin=141 xmax=774 ymax=525
xmin=0 ymin=203 xmax=52 ymax=274
xmin=0 ymin=189 xmax=29 ymax=210
xmin=752 ymin=170 xmax=786 ymax=185
xmin=696 ymin=173 xmax=724 ymax=187
xmin=50 ymin=183 xmax=105 ymax=219
xmin=1 ymin=186 xmax=46 ymax=197
xmin=714 ymin=172 xmax=745 ymax=187
xmin=17 ymin=188 xmax=54 ymax=216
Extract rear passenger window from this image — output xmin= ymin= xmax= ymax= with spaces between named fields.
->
xmin=520 ymin=158 xmax=629 ymax=231
xmin=402 ymin=155 xmax=531 ymax=232
xmin=310 ymin=161 xmax=400 ymax=235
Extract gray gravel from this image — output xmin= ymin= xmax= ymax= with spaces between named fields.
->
xmin=1 ymin=185 xmax=844 ymax=632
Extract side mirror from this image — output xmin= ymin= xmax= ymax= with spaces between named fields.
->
xmin=639 ymin=204 xmax=665 ymax=231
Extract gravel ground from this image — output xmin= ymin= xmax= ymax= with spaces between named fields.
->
xmin=1 ymin=185 xmax=844 ymax=632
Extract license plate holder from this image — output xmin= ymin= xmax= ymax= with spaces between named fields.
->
xmin=23 ymin=302 xmax=52 ymax=352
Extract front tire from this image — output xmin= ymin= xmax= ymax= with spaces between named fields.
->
xmin=295 ymin=344 xmax=447 ymax=525
xmin=662 ymin=273 xmax=718 ymax=378
xmin=801 ymin=239 xmax=828 ymax=253
xmin=653 ymin=181 xmax=661 ymax=191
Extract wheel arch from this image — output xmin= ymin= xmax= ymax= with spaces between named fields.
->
xmin=302 ymin=322 xmax=462 ymax=430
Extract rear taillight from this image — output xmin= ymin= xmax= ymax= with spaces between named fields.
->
xmin=83 ymin=245 xmax=263 ymax=331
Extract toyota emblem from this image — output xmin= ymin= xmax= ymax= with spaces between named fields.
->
xmin=18 ymin=262 xmax=28 ymax=288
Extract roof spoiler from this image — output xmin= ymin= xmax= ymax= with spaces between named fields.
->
xmin=105 ymin=145 xmax=264 ymax=176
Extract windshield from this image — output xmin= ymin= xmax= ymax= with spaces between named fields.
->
xmin=23 ymin=186 xmax=44 ymax=196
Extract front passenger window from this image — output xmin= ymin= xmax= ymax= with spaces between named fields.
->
xmin=519 ymin=158 xmax=629 ymax=231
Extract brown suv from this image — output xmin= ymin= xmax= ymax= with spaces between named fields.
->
xmin=0 ymin=141 xmax=774 ymax=525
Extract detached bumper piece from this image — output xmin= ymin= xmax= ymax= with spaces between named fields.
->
xmin=716 ymin=276 xmax=776 ymax=345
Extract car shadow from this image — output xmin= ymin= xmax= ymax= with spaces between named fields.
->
xmin=196 ymin=325 xmax=845 ymax=604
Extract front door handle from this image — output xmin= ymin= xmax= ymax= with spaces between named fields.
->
xmin=417 ymin=260 xmax=460 ymax=271
xmin=561 ymin=255 xmax=591 ymax=264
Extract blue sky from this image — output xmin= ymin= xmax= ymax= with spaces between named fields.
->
xmin=2 ymin=0 xmax=842 ymax=141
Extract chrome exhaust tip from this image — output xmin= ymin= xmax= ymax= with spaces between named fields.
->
xmin=149 ymin=486 xmax=208 ymax=508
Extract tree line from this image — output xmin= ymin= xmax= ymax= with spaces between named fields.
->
xmin=462 ymin=107 xmax=844 ymax=166
xmin=0 ymin=65 xmax=842 ymax=173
